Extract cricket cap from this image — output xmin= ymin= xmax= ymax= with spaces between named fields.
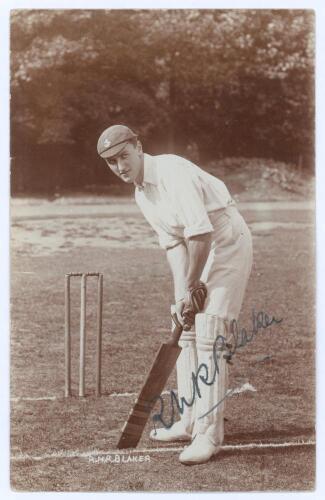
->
xmin=97 ymin=125 xmax=138 ymax=159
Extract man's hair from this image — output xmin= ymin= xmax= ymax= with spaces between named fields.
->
xmin=128 ymin=137 xmax=138 ymax=147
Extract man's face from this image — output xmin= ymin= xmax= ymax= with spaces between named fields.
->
xmin=105 ymin=141 xmax=143 ymax=184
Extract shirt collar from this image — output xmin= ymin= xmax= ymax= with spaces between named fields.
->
xmin=134 ymin=153 xmax=158 ymax=190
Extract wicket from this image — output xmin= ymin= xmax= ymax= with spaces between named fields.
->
xmin=64 ymin=272 xmax=103 ymax=398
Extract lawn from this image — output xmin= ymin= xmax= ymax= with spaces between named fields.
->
xmin=10 ymin=198 xmax=315 ymax=492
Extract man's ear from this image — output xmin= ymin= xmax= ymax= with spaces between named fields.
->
xmin=136 ymin=140 xmax=143 ymax=154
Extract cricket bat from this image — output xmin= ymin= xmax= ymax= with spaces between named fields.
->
xmin=116 ymin=306 xmax=183 ymax=449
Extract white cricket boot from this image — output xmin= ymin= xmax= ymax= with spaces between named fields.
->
xmin=179 ymin=314 xmax=228 ymax=464
xmin=149 ymin=419 xmax=192 ymax=442
xmin=178 ymin=433 xmax=221 ymax=465
xmin=150 ymin=330 xmax=197 ymax=443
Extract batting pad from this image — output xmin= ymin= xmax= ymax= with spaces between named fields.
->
xmin=192 ymin=313 xmax=228 ymax=446
xmin=176 ymin=330 xmax=197 ymax=434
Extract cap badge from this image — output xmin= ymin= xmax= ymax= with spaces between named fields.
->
xmin=103 ymin=139 xmax=111 ymax=148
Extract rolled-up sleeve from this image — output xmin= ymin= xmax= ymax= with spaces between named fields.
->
xmin=157 ymin=230 xmax=183 ymax=250
xmin=135 ymin=193 xmax=183 ymax=249
xmin=149 ymin=219 xmax=184 ymax=250
xmin=164 ymin=161 xmax=214 ymax=238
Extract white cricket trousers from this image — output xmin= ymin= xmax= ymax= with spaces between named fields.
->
xmin=177 ymin=204 xmax=253 ymax=444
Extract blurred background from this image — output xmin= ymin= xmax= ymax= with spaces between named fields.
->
xmin=10 ymin=9 xmax=314 ymax=198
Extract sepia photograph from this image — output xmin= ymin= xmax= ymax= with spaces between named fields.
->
xmin=7 ymin=3 xmax=318 ymax=493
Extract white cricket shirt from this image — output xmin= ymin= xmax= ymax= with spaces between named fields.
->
xmin=135 ymin=153 xmax=235 ymax=250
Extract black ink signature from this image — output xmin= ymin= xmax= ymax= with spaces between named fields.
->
xmin=151 ymin=309 xmax=282 ymax=430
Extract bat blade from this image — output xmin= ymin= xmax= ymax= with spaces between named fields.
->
xmin=117 ymin=342 xmax=182 ymax=449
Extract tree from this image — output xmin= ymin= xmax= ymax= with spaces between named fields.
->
xmin=10 ymin=9 xmax=314 ymax=194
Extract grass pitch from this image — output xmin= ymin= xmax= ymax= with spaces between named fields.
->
xmin=10 ymin=198 xmax=315 ymax=492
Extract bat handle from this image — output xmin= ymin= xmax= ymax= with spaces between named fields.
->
xmin=168 ymin=305 xmax=183 ymax=347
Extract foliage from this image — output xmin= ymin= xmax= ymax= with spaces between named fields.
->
xmin=10 ymin=9 xmax=314 ymax=194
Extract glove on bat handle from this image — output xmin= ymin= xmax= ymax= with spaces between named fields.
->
xmin=168 ymin=305 xmax=183 ymax=347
